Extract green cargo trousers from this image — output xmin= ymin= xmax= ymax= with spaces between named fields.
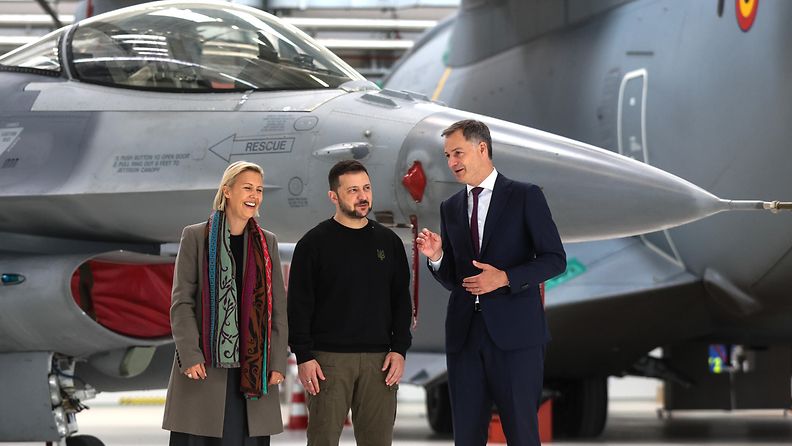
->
xmin=306 ymin=351 xmax=398 ymax=446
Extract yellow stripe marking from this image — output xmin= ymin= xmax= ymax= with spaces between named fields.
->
xmin=119 ymin=396 xmax=166 ymax=405
xmin=432 ymin=67 xmax=453 ymax=101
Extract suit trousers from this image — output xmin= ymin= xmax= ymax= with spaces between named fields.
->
xmin=446 ymin=313 xmax=545 ymax=446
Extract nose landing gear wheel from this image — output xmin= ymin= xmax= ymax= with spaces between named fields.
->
xmin=66 ymin=435 xmax=105 ymax=446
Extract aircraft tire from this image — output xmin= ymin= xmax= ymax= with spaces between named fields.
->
xmin=66 ymin=435 xmax=105 ymax=446
xmin=552 ymin=376 xmax=608 ymax=438
xmin=426 ymin=381 xmax=453 ymax=434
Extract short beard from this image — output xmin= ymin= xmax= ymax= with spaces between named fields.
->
xmin=340 ymin=200 xmax=371 ymax=219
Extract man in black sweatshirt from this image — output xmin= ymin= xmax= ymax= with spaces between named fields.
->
xmin=287 ymin=160 xmax=412 ymax=446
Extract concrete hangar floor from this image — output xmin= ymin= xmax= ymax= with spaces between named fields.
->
xmin=6 ymin=383 xmax=792 ymax=446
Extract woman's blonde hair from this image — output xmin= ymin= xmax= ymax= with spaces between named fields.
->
xmin=213 ymin=161 xmax=264 ymax=216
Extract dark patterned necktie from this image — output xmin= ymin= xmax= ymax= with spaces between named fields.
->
xmin=470 ymin=187 xmax=483 ymax=258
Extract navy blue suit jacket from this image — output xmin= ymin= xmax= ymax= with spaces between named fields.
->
xmin=431 ymin=174 xmax=566 ymax=353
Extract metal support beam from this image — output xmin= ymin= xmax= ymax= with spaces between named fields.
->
xmin=32 ymin=0 xmax=62 ymax=28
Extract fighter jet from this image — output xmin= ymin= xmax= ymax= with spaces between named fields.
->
xmin=384 ymin=0 xmax=792 ymax=438
xmin=0 ymin=0 xmax=788 ymax=444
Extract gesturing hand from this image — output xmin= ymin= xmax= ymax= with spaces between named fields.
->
xmin=462 ymin=260 xmax=509 ymax=295
xmin=416 ymin=228 xmax=443 ymax=262
xmin=298 ymin=359 xmax=326 ymax=395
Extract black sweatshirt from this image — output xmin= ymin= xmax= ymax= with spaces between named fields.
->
xmin=287 ymin=218 xmax=412 ymax=364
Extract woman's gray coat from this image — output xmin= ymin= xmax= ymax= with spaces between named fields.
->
xmin=162 ymin=222 xmax=288 ymax=437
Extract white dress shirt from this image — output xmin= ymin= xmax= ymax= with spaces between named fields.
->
xmin=430 ymin=168 xmax=498 ymax=269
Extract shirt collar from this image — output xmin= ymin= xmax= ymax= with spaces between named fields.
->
xmin=467 ymin=167 xmax=498 ymax=195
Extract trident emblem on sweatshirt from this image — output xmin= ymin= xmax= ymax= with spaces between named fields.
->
xmin=377 ymin=249 xmax=385 ymax=261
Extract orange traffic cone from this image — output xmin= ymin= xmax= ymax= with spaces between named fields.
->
xmin=487 ymin=398 xmax=553 ymax=444
xmin=487 ymin=413 xmax=506 ymax=443
xmin=538 ymin=398 xmax=553 ymax=443
xmin=286 ymin=355 xmax=308 ymax=430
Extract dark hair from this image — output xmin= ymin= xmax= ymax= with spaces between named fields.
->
xmin=328 ymin=160 xmax=369 ymax=191
xmin=441 ymin=119 xmax=493 ymax=158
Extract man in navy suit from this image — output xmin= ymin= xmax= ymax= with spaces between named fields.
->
xmin=417 ymin=119 xmax=566 ymax=445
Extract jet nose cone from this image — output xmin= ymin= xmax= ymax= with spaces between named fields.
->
xmin=397 ymin=110 xmax=730 ymax=242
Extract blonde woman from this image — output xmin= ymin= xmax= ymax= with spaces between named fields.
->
xmin=163 ymin=161 xmax=287 ymax=445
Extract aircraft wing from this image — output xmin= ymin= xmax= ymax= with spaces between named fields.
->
xmin=544 ymin=237 xmax=710 ymax=378
xmin=400 ymin=236 xmax=708 ymax=386
xmin=549 ymin=237 xmax=696 ymax=307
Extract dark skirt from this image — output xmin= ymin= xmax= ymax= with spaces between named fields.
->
xmin=169 ymin=368 xmax=271 ymax=446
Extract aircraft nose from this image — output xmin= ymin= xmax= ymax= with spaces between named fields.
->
xmin=396 ymin=109 xmax=740 ymax=243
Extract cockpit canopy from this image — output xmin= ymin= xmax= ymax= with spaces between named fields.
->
xmin=0 ymin=0 xmax=364 ymax=92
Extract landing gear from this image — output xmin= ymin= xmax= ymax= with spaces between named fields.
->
xmin=0 ymin=352 xmax=99 ymax=445
xmin=66 ymin=435 xmax=104 ymax=446
xmin=552 ymin=377 xmax=608 ymax=438
xmin=425 ymin=381 xmax=453 ymax=434
xmin=426 ymin=376 xmax=609 ymax=438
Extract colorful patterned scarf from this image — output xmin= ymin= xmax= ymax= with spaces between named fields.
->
xmin=202 ymin=211 xmax=273 ymax=399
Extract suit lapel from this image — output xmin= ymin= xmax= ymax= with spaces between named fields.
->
xmin=480 ymin=174 xmax=513 ymax=256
